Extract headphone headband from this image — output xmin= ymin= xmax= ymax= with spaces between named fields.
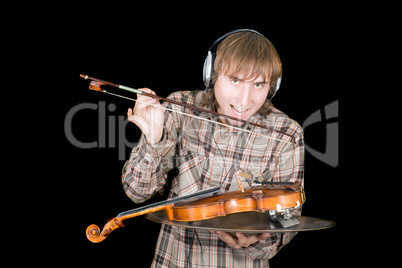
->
xmin=208 ymin=29 xmax=264 ymax=51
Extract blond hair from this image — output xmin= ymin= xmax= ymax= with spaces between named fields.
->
xmin=212 ymin=31 xmax=282 ymax=89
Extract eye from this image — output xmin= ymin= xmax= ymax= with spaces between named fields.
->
xmin=254 ymin=83 xmax=263 ymax=89
xmin=231 ymin=79 xmax=239 ymax=85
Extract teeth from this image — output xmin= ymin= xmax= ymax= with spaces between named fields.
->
xmin=231 ymin=105 xmax=247 ymax=116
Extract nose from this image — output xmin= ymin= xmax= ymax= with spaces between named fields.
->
xmin=236 ymin=84 xmax=252 ymax=107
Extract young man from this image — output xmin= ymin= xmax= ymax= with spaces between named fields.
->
xmin=122 ymin=29 xmax=304 ymax=268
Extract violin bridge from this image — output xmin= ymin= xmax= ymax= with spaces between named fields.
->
xmin=238 ymin=172 xmax=251 ymax=193
xmin=237 ymin=178 xmax=245 ymax=193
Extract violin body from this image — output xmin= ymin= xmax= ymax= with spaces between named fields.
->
xmin=168 ymin=182 xmax=304 ymax=222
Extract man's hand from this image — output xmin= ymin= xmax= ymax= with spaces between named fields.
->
xmin=211 ymin=231 xmax=271 ymax=249
xmin=127 ymin=88 xmax=164 ymax=145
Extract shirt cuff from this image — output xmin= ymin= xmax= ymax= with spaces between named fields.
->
xmin=138 ymin=129 xmax=169 ymax=157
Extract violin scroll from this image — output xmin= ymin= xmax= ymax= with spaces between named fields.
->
xmin=86 ymin=217 xmax=125 ymax=243
xmin=86 ymin=224 xmax=101 ymax=242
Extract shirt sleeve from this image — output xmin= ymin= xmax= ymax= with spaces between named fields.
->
xmin=121 ymin=95 xmax=181 ymax=204
xmin=273 ymin=130 xmax=305 ymax=184
xmin=121 ymin=133 xmax=175 ymax=203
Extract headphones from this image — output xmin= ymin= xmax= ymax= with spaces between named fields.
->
xmin=203 ymin=29 xmax=282 ymax=100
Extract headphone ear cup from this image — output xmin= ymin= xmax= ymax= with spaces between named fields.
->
xmin=203 ymin=51 xmax=214 ymax=90
xmin=268 ymin=75 xmax=282 ymax=100
xmin=275 ymin=75 xmax=282 ymax=92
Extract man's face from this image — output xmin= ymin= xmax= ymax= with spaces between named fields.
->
xmin=214 ymin=74 xmax=270 ymax=126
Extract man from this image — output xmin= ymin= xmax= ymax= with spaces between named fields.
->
xmin=122 ymin=29 xmax=304 ymax=268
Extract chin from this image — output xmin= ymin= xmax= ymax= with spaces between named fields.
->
xmin=229 ymin=118 xmax=248 ymax=127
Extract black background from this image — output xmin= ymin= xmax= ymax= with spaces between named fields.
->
xmin=38 ymin=4 xmax=349 ymax=268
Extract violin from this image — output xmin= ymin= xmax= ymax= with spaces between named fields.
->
xmin=86 ymin=181 xmax=305 ymax=243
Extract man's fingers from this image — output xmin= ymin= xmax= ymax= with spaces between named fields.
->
xmin=215 ymin=231 xmax=240 ymax=248
xmin=215 ymin=232 xmax=270 ymax=249
xmin=136 ymin=88 xmax=157 ymax=103
xmin=127 ymin=108 xmax=134 ymax=117
xmin=235 ymin=232 xmax=250 ymax=248
xmin=256 ymin=233 xmax=271 ymax=240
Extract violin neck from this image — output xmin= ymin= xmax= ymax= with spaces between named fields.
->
xmin=117 ymin=187 xmax=221 ymax=220
xmin=118 ymin=203 xmax=171 ymax=221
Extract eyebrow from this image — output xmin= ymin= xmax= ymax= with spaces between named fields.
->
xmin=227 ymin=75 xmax=268 ymax=84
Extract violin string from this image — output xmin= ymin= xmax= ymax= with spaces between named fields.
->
xmin=97 ymin=90 xmax=293 ymax=144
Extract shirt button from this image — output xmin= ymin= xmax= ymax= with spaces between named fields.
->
xmin=202 ymin=248 xmax=207 ymax=252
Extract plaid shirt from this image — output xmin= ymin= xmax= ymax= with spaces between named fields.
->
xmin=122 ymin=90 xmax=304 ymax=268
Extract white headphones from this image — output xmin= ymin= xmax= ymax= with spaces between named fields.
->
xmin=202 ymin=29 xmax=282 ymax=100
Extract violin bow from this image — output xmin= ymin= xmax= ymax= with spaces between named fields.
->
xmin=80 ymin=74 xmax=295 ymax=144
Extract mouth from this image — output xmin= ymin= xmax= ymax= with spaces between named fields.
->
xmin=230 ymin=104 xmax=249 ymax=116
